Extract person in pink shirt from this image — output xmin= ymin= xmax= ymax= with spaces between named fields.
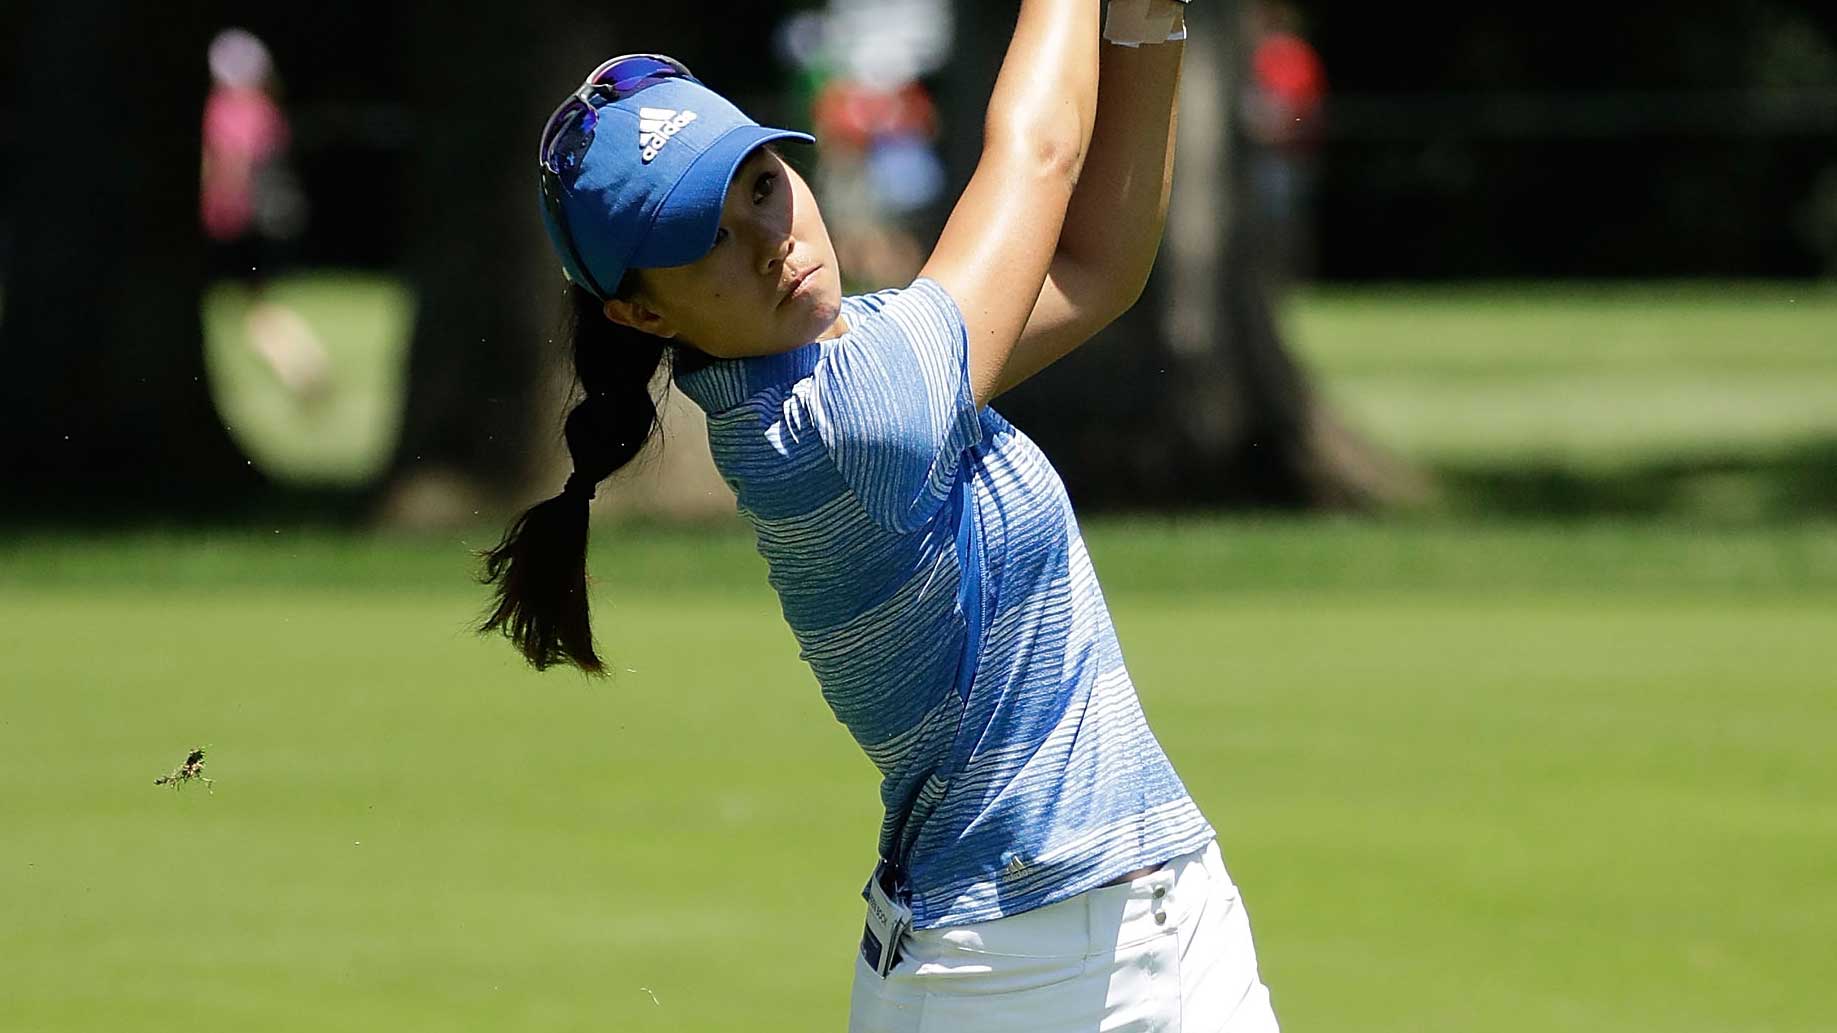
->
xmin=201 ymin=28 xmax=326 ymax=398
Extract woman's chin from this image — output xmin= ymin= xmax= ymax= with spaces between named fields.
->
xmin=812 ymin=300 xmax=848 ymax=341
xmin=691 ymin=296 xmax=845 ymax=360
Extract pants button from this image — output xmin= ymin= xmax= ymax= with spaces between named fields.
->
xmin=1154 ymin=911 xmax=1167 ymax=925
xmin=1153 ymin=887 xmax=1166 ymax=900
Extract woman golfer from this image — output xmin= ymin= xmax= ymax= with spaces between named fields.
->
xmin=486 ymin=1 xmax=1279 ymax=1028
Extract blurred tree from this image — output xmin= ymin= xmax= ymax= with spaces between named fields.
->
xmin=941 ymin=0 xmax=1414 ymax=508
xmin=0 ymin=0 xmax=263 ymax=518
xmin=1155 ymin=2 xmax=1414 ymax=508
xmin=374 ymin=2 xmax=569 ymax=525
xmin=1309 ymin=4 xmax=1837 ymax=279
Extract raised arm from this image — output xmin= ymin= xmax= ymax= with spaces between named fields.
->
xmin=988 ymin=4 xmax=1187 ymax=400
xmin=917 ymin=0 xmax=1102 ymax=408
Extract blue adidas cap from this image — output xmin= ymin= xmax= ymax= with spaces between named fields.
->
xmin=539 ymin=76 xmax=814 ymax=300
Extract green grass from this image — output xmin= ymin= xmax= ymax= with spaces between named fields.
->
xmin=202 ymin=273 xmax=412 ymax=485
xmin=1286 ymin=281 xmax=1837 ymax=470
xmin=4 ymin=520 xmax=1834 ymax=1032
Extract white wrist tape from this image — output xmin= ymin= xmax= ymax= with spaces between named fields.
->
xmin=1104 ymin=0 xmax=1189 ymax=47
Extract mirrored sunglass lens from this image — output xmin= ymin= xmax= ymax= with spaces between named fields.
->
xmin=592 ymin=56 xmax=690 ymax=98
xmin=556 ymin=110 xmax=595 ymax=171
xmin=539 ymin=102 xmax=576 ymax=158
xmin=541 ymin=56 xmax=690 ymax=171
xmin=540 ymin=102 xmax=594 ymax=171
xmin=540 ymin=173 xmax=602 ymax=297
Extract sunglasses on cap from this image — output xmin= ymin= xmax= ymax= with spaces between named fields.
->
xmin=537 ymin=54 xmax=699 ymax=299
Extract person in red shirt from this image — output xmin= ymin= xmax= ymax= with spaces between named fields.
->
xmin=1243 ymin=1 xmax=1326 ymax=283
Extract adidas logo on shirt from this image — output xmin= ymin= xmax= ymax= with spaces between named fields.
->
xmin=639 ymin=107 xmax=698 ymax=163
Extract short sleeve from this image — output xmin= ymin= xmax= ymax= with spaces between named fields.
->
xmin=804 ymin=278 xmax=983 ymax=533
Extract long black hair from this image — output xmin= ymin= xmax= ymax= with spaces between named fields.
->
xmin=477 ymin=276 xmax=670 ymax=674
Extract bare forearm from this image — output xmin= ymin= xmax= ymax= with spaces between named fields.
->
xmin=984 ymin=33 xmax=1184 ymax=400
xmin=1057 ymin=37 xmax=1184 ymax=297
xmin=926 ymin=0 xmax=1101 ymax=405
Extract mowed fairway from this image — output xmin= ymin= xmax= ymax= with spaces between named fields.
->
xmin=1285 ymin=282 xmax=1837 ymax=469
xmin=3 ymin=522 xmax=1834 ymax=1032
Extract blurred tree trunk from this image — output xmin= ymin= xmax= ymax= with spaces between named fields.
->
xmin=0 ymin=0 xmax=263 ymax=519
xmin=1158 ymin=3 xmax=1420 ymax=508
xmin=375 ymin=3 xmax=572 ymax=526
xmin=943 ymin=0 xmax=1420 ymax=509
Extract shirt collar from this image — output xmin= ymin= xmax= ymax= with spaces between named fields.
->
xmin=674 ymin=338 xmax=824 ymax=414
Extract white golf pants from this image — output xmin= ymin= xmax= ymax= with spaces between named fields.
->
xmin=848 ymin=840 xmax=1279 ymax=1032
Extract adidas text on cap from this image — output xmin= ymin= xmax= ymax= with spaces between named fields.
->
xmin=539 ymin=78 xmax=813 ymax=299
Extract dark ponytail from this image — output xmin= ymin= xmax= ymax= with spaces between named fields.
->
xmin=478 ymin=278 xmax=669 ymax=674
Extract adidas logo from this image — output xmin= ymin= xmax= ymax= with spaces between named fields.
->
xmin=639 ymin=107 xmax=698 ymax=163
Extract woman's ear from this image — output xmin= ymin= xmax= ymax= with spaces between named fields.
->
xmin=602 ymin=295 xmax=678 ymax=340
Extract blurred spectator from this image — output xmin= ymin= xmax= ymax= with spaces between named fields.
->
xmin=202 ymin=28 xmax=328 ymax=400
xmin=779 ymin=0 xmax=951 ymax=290
xmin=812 ymin=77 xmax=943 ymax=288
xmin=1242 ymin=0 xmax=1326 ymax=284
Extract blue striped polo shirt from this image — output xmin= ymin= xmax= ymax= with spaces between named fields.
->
xmin=675 ymin=278 xmax=1214 ymax=928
